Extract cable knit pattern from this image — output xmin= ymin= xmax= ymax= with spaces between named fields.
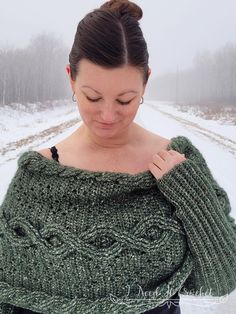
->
xmin=0 ymin=135 xmax=235 ymax=313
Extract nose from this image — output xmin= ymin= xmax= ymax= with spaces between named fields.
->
xmin=100 ymin=104 xmax=117 ymax=123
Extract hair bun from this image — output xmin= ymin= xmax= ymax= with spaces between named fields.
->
xmin=100 ymin=0 xmax=143 ymax=21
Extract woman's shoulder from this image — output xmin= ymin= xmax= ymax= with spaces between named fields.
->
xmin=143 ymin=129 xmax=171 ymax=151
xmin=36 ymin=148 xmax=53 ymax=160
xmin=36 ymin=132 xmax=76 ymax=162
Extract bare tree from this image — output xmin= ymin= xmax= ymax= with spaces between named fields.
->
xmin=147 ymin=42 xmax=236 ymax=108
xmin=0 ymin=32 xmax=70 ymax=107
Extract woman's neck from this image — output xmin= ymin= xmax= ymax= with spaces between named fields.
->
xmin=77 ymin=122 xmax=143 ymax=152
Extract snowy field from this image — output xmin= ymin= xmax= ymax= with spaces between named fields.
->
xmin=0 ymin=99 xmax=235 ymax=313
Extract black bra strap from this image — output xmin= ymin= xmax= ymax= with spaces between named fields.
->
xmin=49 ymin=146 xmax=59 ymax=162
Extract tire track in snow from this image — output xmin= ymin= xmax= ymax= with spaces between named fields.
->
xmin=0 ymin=118 xmax=80 ymax=164
xmin=146 ymin=102 xmax=236 ymax=157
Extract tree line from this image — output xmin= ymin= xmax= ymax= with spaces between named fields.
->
xmin=148 ymin=42 xmax=236 ymax=107
xmin=1 ymin=34 xmax=235 ymax=108
xmin=0 ymin=32 xmax=71 ymax=107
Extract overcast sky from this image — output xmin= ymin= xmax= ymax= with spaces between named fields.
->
xmin=0 ymin=0 xmax=236 ymax=77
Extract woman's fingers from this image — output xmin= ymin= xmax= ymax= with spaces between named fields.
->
xmin=148 ymin=149 xmax=186 ymax=180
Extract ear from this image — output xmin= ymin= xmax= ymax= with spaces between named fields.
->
xmin=66 ymin=64 xmax=70 ymax=75
xmin=66 ymin=64 xmax=75 ymax=90
xmin=142 ymin=68 xmax=151 ymax=96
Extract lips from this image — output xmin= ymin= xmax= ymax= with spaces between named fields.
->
xmin=98 ymin=121 xmax=115 ymax=126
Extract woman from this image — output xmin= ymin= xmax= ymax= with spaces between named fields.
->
xmin=0 ymin=0 xmax=235 ymax=313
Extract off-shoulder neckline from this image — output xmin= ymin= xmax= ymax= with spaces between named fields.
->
xmin=18 ymin=135 xmax=187 ymax=181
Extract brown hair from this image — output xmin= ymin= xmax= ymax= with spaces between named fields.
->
xmin=69 ymin=0 xmax=150 ymax=85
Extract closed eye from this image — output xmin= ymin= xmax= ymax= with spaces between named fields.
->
xmin=86 ymin=96 xmax=132 ymax=105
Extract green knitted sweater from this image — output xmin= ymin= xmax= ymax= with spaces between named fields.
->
xmin=0 ymin=135 xmax=236 ymax=314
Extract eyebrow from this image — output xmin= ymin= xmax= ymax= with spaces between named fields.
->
xmin=81 ymin=85 xmax=138 ymax=96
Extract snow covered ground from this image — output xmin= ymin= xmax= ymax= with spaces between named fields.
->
xmin=0 ymin=99 xmax=235 ymax=313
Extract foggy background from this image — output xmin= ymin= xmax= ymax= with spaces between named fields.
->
xmin=0 ymin=0 xmax=236 ymax=111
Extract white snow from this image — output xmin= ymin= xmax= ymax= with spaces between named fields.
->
xmin=0 ymin=99 xmax=235 ymax=313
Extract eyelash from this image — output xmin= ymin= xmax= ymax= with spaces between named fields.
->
xmin=86 ymin=96 xmax=132 ymax=105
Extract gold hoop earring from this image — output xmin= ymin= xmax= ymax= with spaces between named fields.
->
xmin=72 ymin=92 xmax=76 ymax=102
xmin=140 ymin=96 xmax=144 ymax=104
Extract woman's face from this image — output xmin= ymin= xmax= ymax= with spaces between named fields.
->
xmin=66 ymin=59 xmax=150 ymax=139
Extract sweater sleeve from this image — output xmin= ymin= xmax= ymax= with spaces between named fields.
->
xmin=156 ymin=137 xmax=236 ymax=297
xmin=0 ymin=172 xmax=18 ymax=314
xmin=0 ymin=303 xmax=15 ymax=314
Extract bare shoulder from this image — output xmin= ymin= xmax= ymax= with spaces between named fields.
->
xmin=136 ymin=123 xmax=169 ymax=144
xmin=36 ymin=148 xmax=53 ymax=160
xmin=145 ymin=130 xmax=171 ymax=151
xmin=160 ymin=136 xmax=171 ymax=150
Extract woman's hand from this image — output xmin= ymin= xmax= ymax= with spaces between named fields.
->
xmin=148 ymin=149 xmax=186 ymax=180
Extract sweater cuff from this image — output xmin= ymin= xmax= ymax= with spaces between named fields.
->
xmin=155 ymin=159 xmax=236 ymax=296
